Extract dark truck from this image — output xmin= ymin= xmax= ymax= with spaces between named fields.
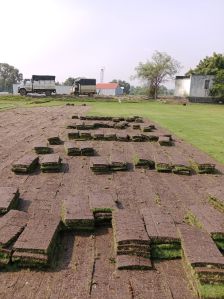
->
xmin=71 ymin=78 xmax=96 ymax=96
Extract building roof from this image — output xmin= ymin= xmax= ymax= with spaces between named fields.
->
xmin=96 ymin=83 xmax=119 ymax=89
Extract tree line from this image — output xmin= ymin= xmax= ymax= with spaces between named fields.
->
xmin=1 ymin=52 xmax=224 ymax=99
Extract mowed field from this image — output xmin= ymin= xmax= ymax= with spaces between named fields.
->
xmin=1 ymin=96 xmax=224 ymax=163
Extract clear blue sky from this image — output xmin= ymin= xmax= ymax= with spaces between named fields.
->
xmin=0 ymin=0 xmax=223 ymax=86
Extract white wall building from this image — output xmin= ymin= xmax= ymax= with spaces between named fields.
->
xmin=175 ymin=75 xmax=214 ymax=99
xmin=96 ymin=83 xmax=123 ymax=96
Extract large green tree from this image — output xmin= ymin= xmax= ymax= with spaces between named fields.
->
xmin=110 ymin=79 xmax=130 ymax=94
xmin=63 ymin=77 xmax=76 ymax=86
xmin=210 ymin=70 xmax=224 ymax=100
xmin=0 ymin=63 xmax=23 ymax=92
xmin=186 ymin=53 xmax=224 ymax=75
xmin=186 ymin=53 xmax=224 ymax=100
xmin=134 ymin=51 xmax=181 ymax=99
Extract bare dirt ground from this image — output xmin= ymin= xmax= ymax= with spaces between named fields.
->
xmin=0 ymin=105 xmax=223 ymax=299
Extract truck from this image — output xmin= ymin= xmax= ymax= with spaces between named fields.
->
xmin=18 ymin=75 xmax=56 ymax=96
xmin=71 ymin=78 xmax=96 ymax=96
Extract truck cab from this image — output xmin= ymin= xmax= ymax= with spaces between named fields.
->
xmin=18 ymin=75 xmax=56 ymax=96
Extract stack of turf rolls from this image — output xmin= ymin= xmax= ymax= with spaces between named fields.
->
xmin=12 ymin=154 xmax=39 ymax=174
xmin=130 ymin=133 xmax=145 ymax=142
xmin=79 ymin=131 xmax=92 ymax=140
xmin=114 ymin=121 xmax=128 ymax=129
xmin=133 ymin=153 xmax=155 ymax=169
xmin=125 ymin=116 xmax=135 ymax=122
xmin=154 ymin=150 xmax=172 ymax=173
xmin=64 ymin=142 xmax=81 ymax=156
xmin=79 ymin=141 xmax=94 ymax=156
xmin=141 ymin=125 xmax=153 ymax=132
xmin=90 ymin=157 xmax=111 ymax=174
xmin=116 ymin=132 xmax=129 ymax=142
xmin=192 ymin=159 xmax=216 ymax=174
xmin=89 ymin=191 xmax=116 ymax=224
xmin=92 ymin=131 xmax=104 ymax=140
xmin=0 ymin=187 xmax=20 ymax=214
xmin=0 ymin=210 xmax=28 ymax=265
xmin=134 ymin=116 xmax=144 ymax=123
xmin=112 ymin=210 xmax=152 ymax=270
xmin=61 ymin=196 xmax=94 ymax=231
xmin=178 ymin=224 xmax=224 ymax=299
xmin=12 ymin=214 xmax=60 ymax=268
xmin=158 ymin=136 xmax=173 ymax=146
xmin=112 ymin=117 xmax=124 ymax=122
xmin=172 ymin=160 xmax=192 ymax=175
xmin=33 ymin=144 xmax=52 ymax=154
xmin=110 ymin=153 xmax=128 ymax=171
xmin=132 ymin=124 xmax=141 ymax=130
xmin=141 ymin=207 xmax=181 ymax=259
xmin=68 ymin=130 xmax=80 ymax=140
xmin=40 ymin=154 xmax=62 ymax=172
xmin=104 ymin=131 xmax=117 ymax=141
xmin=142 ymin=133 xmax=159 ymax=142
xmin=112 ymin=210 xmax=150 ymax=257
xmin=47 ymin=136 xmax=62 ymax=145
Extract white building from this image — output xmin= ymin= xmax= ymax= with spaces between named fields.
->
xmin=175 ymin=74 xmax=215 ymax=101
xmin=96 ymin=83 xmax=123 ymax=96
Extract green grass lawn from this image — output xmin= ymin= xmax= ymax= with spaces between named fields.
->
xmin=88 ymin=102 xmax=224 ymax=164
xmin=1 ymin=96 xmax=224 ymax=164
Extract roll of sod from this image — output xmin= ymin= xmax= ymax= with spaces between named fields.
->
xmin=12 ymin=155 xmax=39 ymax=174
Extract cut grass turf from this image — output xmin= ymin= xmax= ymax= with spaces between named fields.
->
xmin=2 ymin=97 xmax=224 ymax=164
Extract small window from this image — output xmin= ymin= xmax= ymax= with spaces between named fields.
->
xmin=204 ymin=80 xmax=210 ymax=89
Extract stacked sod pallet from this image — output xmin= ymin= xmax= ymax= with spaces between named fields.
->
xmin=178 ymin=225 xmax=224 ymax=299
xmin=154 ymin=149 xmax=173 ymax=173
xmin=190 ymin=155 xmax=216 ymax=174
xmin=61 ymin=196 xmax=94 ymax=231
xmin=141 ymin=207 xmax=181 ymax=259
xmin=68 ymin=130 xmax=80 ymax=140
xmin=104 ymin=131 xmax=117 ymax=141
xmin=0 ymin=210 xmax=28 ymax=265
xmin=40 ymin=154 xmax=62 ymax=172
xmin=47 ymin=136 xmax=62 ymax=145
xmin=112 ymin=210 xmax=152 ymax=270
xmin=0 ymin=187 xmax=20 ymax=214
xmin=141 ymin=124 xmax=155 ymax=132
xmin=170 ymin=156 xmax=192 ymax=175
xmin=116 ymin=255 xmax=152 ymax=270
xmin=12 ymin=215 xmax=60 ymax=267
xmin=116 ymin=132 xmax=129 ymax=142
xmin=64 ymin=142 xmax=94 ymax=156
xmin=64 ymin=142 xmax=81 ymax=156
xmin=92 ymin=131 xmax=105 ymax=140
xmin=90 ymin=157 xmax=111 ymax=174
xmin=33 ymin=144 xmax=52 ymax=154
xmin=158 ymin=135 xmax=173 ymax=146
xmin=12 ymin=154 xmax=39 ymax=174
xmin=129 ymin=133 xmax=146 ymax=142
xmin=133 ymin=152 xmax=155 ymax=169
xmin=89 ymin=192 xmax=116 ymax=224
xmin=186 ymin=203 xmax=224 ymax=252
xmin=109 ymin=152 xmax=128 ymax=171
xmin=207 ymin=187 xmax=224 ymax=213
